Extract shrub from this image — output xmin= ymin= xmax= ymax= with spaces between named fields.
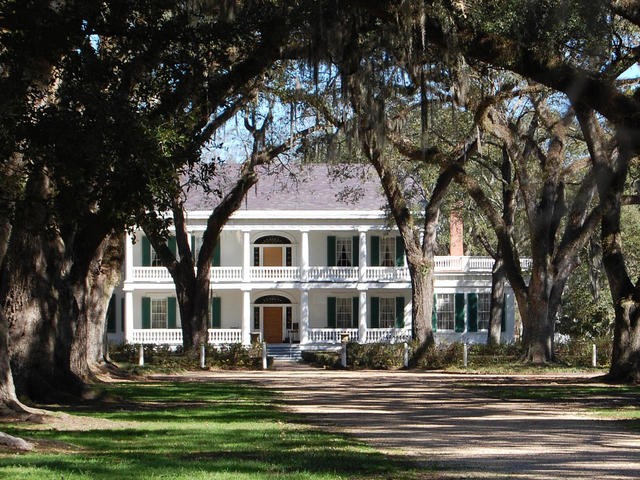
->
xmin=301 ymin=350 xmax=342 ymax=369
xmin=411 ymin=342 xmax=463 ymax=369
xmin=555 ymin=337 xmax=612 ymax=367
xmin=347 ymin=342 xmax=404 ymax=369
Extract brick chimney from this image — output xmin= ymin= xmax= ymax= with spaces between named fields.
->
xmin=449 ymin=211 xmax=464 ymax=256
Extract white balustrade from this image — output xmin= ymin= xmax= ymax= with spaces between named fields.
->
xmin=364 ymin=328 xmax=412 ymax=344
xmin=207 ymin=329 xmax=242 ymax=344
xmin=133 ymin=267 xmax=173 ymax=281
xmin=365 ymin=267 xmax=410 ymax=281
xmin=468 ymin=257 xmax=495 ymax=271
xmin=250 ymin=266 xmax=301 ymax=281
xmin=130 ymin=328 xmax=242 ymax=345
xmin=307 ymin=328 xmax=359 ymax=343
xmin=307 ymin=266 xmax=359 ymax=281
xmin=131 ymin=329 xmax=183 ymax=344
xmin=210 ymin=266 xmax=243 ymax=281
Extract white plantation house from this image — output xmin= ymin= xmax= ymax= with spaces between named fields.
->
xmin=106 ymin=165 xmax=516 ymax=351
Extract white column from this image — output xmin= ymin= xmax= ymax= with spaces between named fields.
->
xmin=242 ymin=231 xmax=251 ymax=282
xmin=358 ymin=290 xmax=367 ymax=343
xmin=301 ymin=230 xmax=309 ymax=282
xmin=125 ymin=232 xmax=134 ymax=282
xmin=359 ymin=229 xmax=367 ymax=281
xmin=242 ymin=290 xmax=251 ymax=346
xmin=124 ymin=290 xmax=134 ymax=344
xmin=300 ymin=289 xmax=309 ymax=344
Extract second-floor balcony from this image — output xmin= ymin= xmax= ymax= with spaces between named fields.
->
xmin=130 ymin=256 xmax=532 ymax=283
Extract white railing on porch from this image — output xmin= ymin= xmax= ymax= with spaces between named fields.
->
xmin=250 ymin=266 xmax=301 ymax=281
xmin=365 ymin=267 xmax=410 ymax=281
xmin=132 ymin=266 xmax=243 ymax=282
xmin=211 ymin=267 xmax=243 ymax=281
xmin=307 ymin=266 xmax=359 ymax=281
xmin=307 ymin=328 xmax=359 ymax=343
xmin=364 ymin=328 xmax=412 ymax=343
xmin=130 ymin=328 xmax=241 ymax=345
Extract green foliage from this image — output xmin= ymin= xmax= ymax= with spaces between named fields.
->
xmin=347 ymin=342 xmax=405 ymax=369
xmin=0 ymin=381 xmax=419 ymax=479
xmin=411 ymin=342 xmax=464 ymax=369
xmin=301 ymin=350 xmax=342 ymax=368
xmin=108 ymin=343 xmax=266 ymax=371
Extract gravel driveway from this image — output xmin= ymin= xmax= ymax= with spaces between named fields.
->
xmin=167 ymin=368 xmax=640 ymax=479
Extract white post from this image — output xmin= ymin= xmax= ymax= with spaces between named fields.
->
xmin=124 ymin=290 xmax=134 ymax=344
xmin=200 ymin=343 xmax=206 ymax=369
xmin=403 ymin=342 xmax=409 ymax=368
xmin=341 ymin=343 xmax=347 ymax=368
xmin=463 ymin=343 xmax=468 ymax=367
xmin=301 ymin=230 xmax=309 ymax=282
xmin=138 ymin=344 xmax=144 ymax=366
xmin=358 ymin=290 xmax=367 ymax=343
xmin=241 ymin=290 xmax=251 ymax=346
xmin=125 ymin=232 xmax=134 ymax=282
xmin=300 ymin=290 xmax=310 ymax=344
xmin=242 ymin=231 xmax=251 ymax=282
xmin=262 ymin=342 xmax=268 ymax=370
xmin=592 ymin=343 xmax=597 ymax=367
xmin=359 ymin=229 xmax=367 ymax=281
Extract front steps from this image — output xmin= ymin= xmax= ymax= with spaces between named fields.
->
xmin=266 ymin=343 xmax=303 ymax=361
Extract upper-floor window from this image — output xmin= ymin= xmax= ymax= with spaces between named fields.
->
xmin=380 ymin=237 xmax=395 ymax=267
xmin=336 ymin=237 xmax=352 ymax=266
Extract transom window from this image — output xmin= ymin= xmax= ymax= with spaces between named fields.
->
xmin=478 ymin=293 xmax=491 ymax=331
xmin=151 ymin=298 xmax=168 ymax=329
xmin=336 ymin=298 xmax=353 ymax=328
xmin=336 ymin=237 xmax=352 ymax=266
xmin=436 ymin=294 xmax=455 ymax=331
xmin=379 ymin=298 xmax=395 ymax=328
xmin=380 ymin=237 xmax=395 ymax=266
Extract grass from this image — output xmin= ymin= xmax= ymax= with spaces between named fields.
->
xmin=0 ymin=381 xmax=424 ymax=480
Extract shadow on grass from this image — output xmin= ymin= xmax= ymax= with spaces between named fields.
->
xmin=0 ymin=381 xmax=420 ymax=480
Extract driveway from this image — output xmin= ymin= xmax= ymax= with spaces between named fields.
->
xmin=169 ymin=368 xmax=640 ymax=479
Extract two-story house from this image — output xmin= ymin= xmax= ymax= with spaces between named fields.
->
xmin=107 ymin=165 xmax=516 ymax=349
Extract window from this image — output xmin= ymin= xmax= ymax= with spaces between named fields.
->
xmin=151 ymin=298 xmax=168 ymax=329
xmin=151 ymin=247 xmax=163 ymax=267
xmin=380 ymin=237 xmax=395 ymax=266
xmin=436 ymin=294 xmax=455 ymax=330
xmin=379 ymin=298 xmax=395 ymax=328
xmin=336 ymin=237 xmax=352 ymax=266
xmin=336 ymin=297 xmax=352 ymax=328
xmin=253 ymin=306 xmax=260 ymax=330
xmin=478 ymin=293 xmax=491 ymax=330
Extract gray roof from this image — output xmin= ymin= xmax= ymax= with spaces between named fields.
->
xmin=184 ymin=164 xmax=387 ymax=211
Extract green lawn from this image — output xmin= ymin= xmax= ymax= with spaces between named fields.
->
xmin=0 ymin=381 xmax=423 ymax=480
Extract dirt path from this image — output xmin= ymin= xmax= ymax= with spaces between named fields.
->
xmin=166 ymin=368 xmax=640 ymax=480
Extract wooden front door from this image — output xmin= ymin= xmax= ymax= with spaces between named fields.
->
xmin=263 ymin=307 xmax=283 ymax=343
xmin=262 ymin=247 xmax=282 ymax=266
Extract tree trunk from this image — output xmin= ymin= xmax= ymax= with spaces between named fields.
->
xmin=520 ymin=270 xmax=555 ymax=363
xmin=408 ymin=262 xmax=435 ymax=346
xmin=487 ymin=255 xmax=505 ymax=345
xmin=174 ymin=271 xmax=210 ymax=352
xmin=609 ymin=300 xmax=640 ymax=383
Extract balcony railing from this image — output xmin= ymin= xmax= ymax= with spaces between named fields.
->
xmin=130 ymin=257 xmax=532 ymax=283
xmin=130 ymin=328 xmax=241 ymax=345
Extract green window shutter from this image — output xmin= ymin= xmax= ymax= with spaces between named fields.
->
xmin=120 ymin=297 xmax=125 ymax=331
xmin=191 ymin=234 xmax=196 ymax=250
xmin=432 ymin=294 xmax=437 ymax=332
xmin=141 ymin=297 xmax=151 ymax=329
xmin=370 ymin=297 xmax=380 ymax=328
xmin=327 ymin=297 xmax=336 ymax=328
xmin=501 ymin=294 xmax=506 ymax=332
xmin=467 ymin=293 xmax=478 ymax=332
xmin=327 ymin=236 xmax=336 ymax=266
xmin=352 ymin=236 xmax=359 ymax=266
xmin=213 ymin=242 xmax=221 ymax=266
xmin=352 ymin=297 xmax=359 ymax=328
xmin=106 ymin=295 xmax=116 ymax=333
xmin=371 ymin=236 xmax=380 ymax=266
xmin=167 ymin=297 xmax=177 ymax=328
xmin=455 ymin=293 xmax=465 ymax=332
xmin=211 ymin=296 xmax=221 ymax=328
xmin=168 ymin=236 xmax=177 ymax=256
xmin=395 ymin=297 xmax=405 ymax=328
xmin=142 ymin=236 xmax=151 ymax=266
xmin=395 ymin=237 xmax=405 ymax=266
